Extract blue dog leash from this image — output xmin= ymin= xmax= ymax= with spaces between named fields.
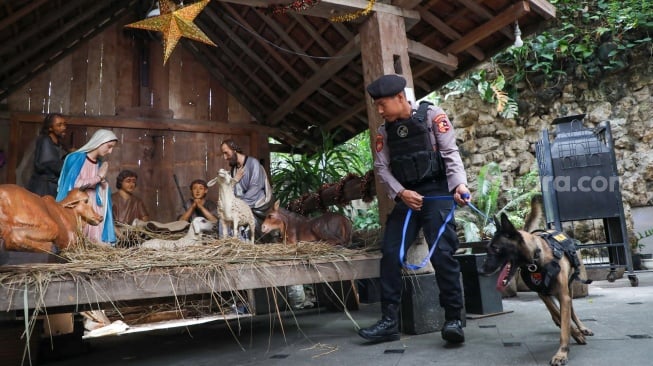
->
xmin=399 ymin=193 xmax=489 ymax=270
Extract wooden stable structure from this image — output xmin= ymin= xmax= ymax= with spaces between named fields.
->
xmin=0 ymin=2 xmax=557 ymax=362
xmin=0 ymin=1 xmax=556 ymax=203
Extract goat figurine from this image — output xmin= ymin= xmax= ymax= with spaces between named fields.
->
xmin=209 ymin=169 xmax=256 ymax=243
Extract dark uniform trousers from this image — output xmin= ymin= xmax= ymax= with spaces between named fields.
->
xmin=380 ymin=179 xmax=464 ymax=320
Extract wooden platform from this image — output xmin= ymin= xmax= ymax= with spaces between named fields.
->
xmin=0 ymin=253 xmax=381 ymax=313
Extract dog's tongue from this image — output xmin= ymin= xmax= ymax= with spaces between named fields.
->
xmin=496 ymin=263 xmax=511 ymax=292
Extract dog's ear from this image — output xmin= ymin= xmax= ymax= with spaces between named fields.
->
xmin=493 ymin=215 xmax=501 ymax=231
xmin=500 ymin=213 xmax=517 ymax=234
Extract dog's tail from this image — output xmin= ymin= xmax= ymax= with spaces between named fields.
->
xmin=523 ymin=193 xmax=544 ymax=233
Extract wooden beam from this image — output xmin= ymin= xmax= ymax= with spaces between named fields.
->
xmin=416 ymin=5 xmax=485 ymax=61
xmin=2 ymin=1 xmax=135 ymax=99
xmin=446 ymin=1 xmax=530 ymax=55
xmin=528 ymin=0 xmax=556 ymax=19
xmin=455 ymin=0 xmax=515 ymax=40
xmin=391 ymin=0 xmax=422 ymax=8
xmin=202 ymin=7 xmax=320 ymax=127
xmin=241 ymin=7 xmax=340 ymax=119
xmin=407 ymin=40 xmax=458 ymax=71
xmin=11 ymin=112 xmax=278 ymax=135
xmin=299 ymin=0 xmax=421 ymax=30
xmin=0 ymin=0 xmax=48 ymax=32
xmin=323 ymin=101 xmax=366 ymax=131
xmin=0 ymin=254 xmax=381 ymax=311
xmin=0 ymin=0 xmax=135 ymax=80
xmin=267 ymin=36 xmax=361 ymax=125
xmin=0 ymin=0 xmax=82 ymax=58
xmin=0 ymin=1 xmax=132 ymax=76
xmin=199 ymin=10 xmax=284 ymax=105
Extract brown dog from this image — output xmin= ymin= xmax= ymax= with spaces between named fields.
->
xmin=480 ymin=200 xmax=593 ymax=366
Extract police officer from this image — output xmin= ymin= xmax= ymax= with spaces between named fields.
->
xmin=358 ymin=74 xmax=471 ymax=344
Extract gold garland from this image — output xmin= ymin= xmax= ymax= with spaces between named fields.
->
xmin=330 ymin=0 xmax=376 ymax=23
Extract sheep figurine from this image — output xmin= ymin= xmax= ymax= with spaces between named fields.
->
xmin=141 ymin=217 xmax=215 ymax=249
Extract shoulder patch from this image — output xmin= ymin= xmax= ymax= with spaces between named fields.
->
xmin=375 ymin=133 xmax=384 ymax=152
xmin=433 ymin=113 xmax=451 ymax=133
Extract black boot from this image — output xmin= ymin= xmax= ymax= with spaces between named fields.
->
xmin=358 ymin=303 xmax=400 ymax=342
xmin=441 ymin=319 xmax=465 ymax=343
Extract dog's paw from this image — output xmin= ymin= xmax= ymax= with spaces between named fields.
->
xmin=580 ymin=327 xmax=593 ymax=336
xmin=550 ymin=353 xmax=568 ymax=366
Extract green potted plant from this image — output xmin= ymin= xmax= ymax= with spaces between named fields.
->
xmin=456 ymin=162 xmax=541 ymax=248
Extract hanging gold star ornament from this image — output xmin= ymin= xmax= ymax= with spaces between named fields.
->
xmin=125 ymin=0 xmax=216 ymax=65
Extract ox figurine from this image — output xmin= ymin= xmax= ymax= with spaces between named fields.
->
xmin=261 ymin=200 xmax=353 ymax=246
xmin=0 ymin=184 xmax=103 ymax=253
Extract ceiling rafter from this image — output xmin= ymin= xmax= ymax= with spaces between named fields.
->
xmin=248 ymin=7 xmax=356 ymax=122
xmin=285 ymin=12 xmax=368 ymax=105
xmin=446 ymin=1 xmax=530 ymax=55
xmin=268 ymin=35 xmax=360 ymax=126
xmin=0 ymin=0 xmax=94 ymax=59
xmin=220 ymin=4 xmax=336 ymax=125
xmin=0 ymin=1 xmax=131 ymax=78
xmin=212 ymin=6 xmax=293 ymax=93
xmin=416 ymin=5 xmax=485 ymax=61
xmin=455 ymin=0 xmax=514 ymax=40
xmin=201 ymin=9 xmax=286 ymax=103
xmin=0 ymin=0 xmax=48 ymax=33
xmin=407 ymin=39 xmax=458 ymax=71
xmin=189 ymin=22 xmax=278 ymax=116
xmin=2 ymin=1 xmax=135 ymax=89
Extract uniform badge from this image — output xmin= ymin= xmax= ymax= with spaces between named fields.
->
xmin=375 ymin=134 xmax=384 ymax=152
xmin=434 ymin=114 xmax=451 ymax=133
xmin=397 ymin=125 xmax=408 ymax=138
xmin=530 ymin=272 xmax=543 ymax=286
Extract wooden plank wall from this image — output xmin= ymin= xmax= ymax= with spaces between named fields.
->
xmin=1 ymin=14 xmax=269 ymax=222
xmin=5 ymin=15 xmax=237 ymax=121
xmin=8 ymin=114 xmax=265 ymax=222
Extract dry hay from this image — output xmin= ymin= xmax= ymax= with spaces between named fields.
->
xmin=0 ymin=229 xmax=382 ymax=321
xmin=0 ymin=229 xmax=382 ymax=361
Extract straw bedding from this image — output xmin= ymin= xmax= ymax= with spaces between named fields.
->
xmin=0 ymin=227 xmax=382 ymax=321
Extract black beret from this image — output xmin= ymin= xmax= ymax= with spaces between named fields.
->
xmin=366 ymin=74 xmax=407 ymax=100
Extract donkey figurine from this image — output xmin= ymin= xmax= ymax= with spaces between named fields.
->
xmin=261 ymin=200 xmax=353 ymax=246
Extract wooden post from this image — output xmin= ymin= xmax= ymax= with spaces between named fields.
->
xmin=360 ymin=12 xmax=433 ymax=274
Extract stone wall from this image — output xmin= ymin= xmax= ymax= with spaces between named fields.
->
xmin=440 ymin=51 xmax=653 ymax=245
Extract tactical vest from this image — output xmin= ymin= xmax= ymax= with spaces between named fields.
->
xmin=519 ymin=230 xmax=590 ymax=295
xmin=386 ymin=101 xmax=445 ymax=186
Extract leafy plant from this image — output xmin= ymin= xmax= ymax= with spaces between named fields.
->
xmin=270 ymin=129 xmax=370 ymax=206
xmin=352 ymin=199 xmax=381 ymax=231
xmin=456 ymin=163 xmax=541 ymax=242
xmin=433 ymin=0 xmax=653 ymax=118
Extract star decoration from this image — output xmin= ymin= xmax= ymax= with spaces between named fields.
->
xmin=125 ymin=0 xmax=216 ymax=65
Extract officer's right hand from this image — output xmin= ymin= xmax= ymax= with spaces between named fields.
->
xmin=400 ymin=189 xmax=423 ymax=211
